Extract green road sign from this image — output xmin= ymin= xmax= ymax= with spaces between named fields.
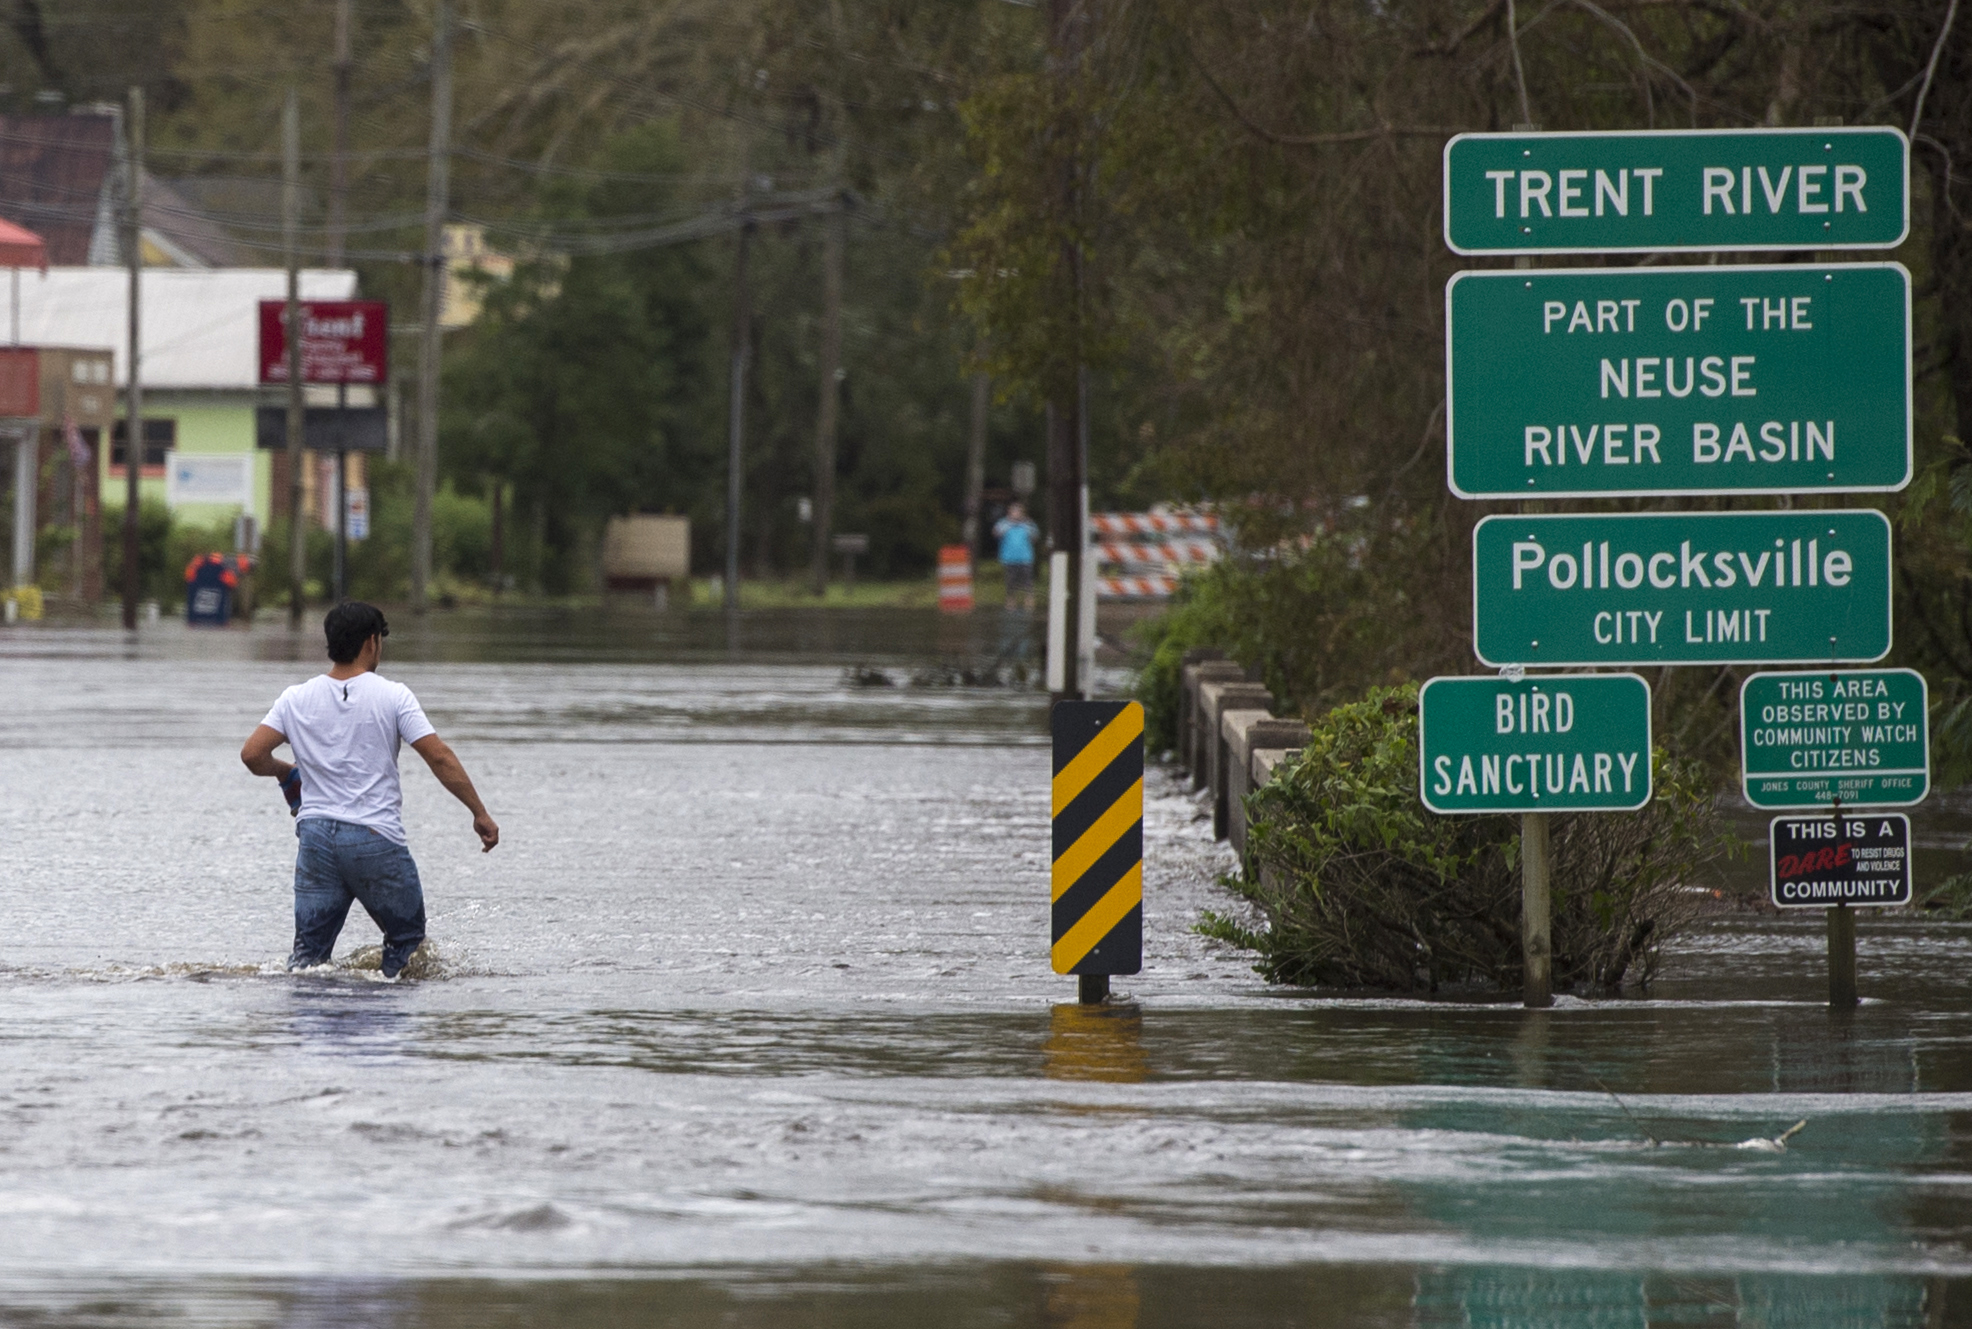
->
xmin=1740 ymin=668 xmax=1928 ymax=809
xmin=1420 ymin=673 xmax=1652 ymax=814
xmin=1444 ymin=127 xmax=1909 ymax=255
xmin=1446 ymin=264 xmax=1911 ymax=499
xmin=1473 ymin=510 xmax=1892 ymax=668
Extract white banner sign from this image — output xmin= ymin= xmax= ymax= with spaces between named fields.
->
xmin=166 ymin=453 xmax=253 ymax=512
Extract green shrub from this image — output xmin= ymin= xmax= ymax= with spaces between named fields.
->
xmin=1202 ymin=683 xmax=1739 ymax=994
xmin=1132 ymin=529 xmax=1441 ymax=755
xmin=99 ymin=498 xmax=175 ymax=605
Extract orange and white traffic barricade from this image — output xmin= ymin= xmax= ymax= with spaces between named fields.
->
xmin=937 ymin=544 xmax=974 ymax=612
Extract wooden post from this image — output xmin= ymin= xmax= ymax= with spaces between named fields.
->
xmin=1521 ymin=811 xmax=1553 ymax=1008
xmin=120 ymin=86 xmax=143 ymax=631
xmin=1078 ymin=974 xmax=1108 ymax=1004
xmin=328 ymin=0 xmax=352 ymax=269
xmin=283 ymin=89 xmax=306 ymax=627
xmin=724 ymin=218 xmax=753 ymax=612
xmin=1827 ymin=904 xmax=1858 ymax=1008
xmin=1045 ymin=0 xmax=1087 ymax=703
xmin=488 ymin=478 xmax=503 ymax=595
xmin=411 ymin=0 xmax=452 ymax=614
xmin=807 ymin=201 xmax=842 ymax=598
xmin=961 ymin=368 xmax=988 ymax=553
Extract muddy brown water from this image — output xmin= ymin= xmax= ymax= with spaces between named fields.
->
xmin=1 ymin=605 xmax=1970 ymax=1327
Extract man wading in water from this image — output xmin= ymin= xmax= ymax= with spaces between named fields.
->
xmin=240 ymin=602 xmax=498 ymax=980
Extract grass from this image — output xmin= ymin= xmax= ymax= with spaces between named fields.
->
xmin=687 ymin=561 xmax=1041 ymax=611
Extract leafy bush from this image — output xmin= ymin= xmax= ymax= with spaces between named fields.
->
xmin=1133 ymin=522 xmax=1453 ymax=755
xmin=257 ymin=465 xmax=493 ymax=606
xmin=99 ymin=498 xmax=176 ymax=605
xmin=1202 ymin=683 xmax=1739 ymax=994
xmin=1917 ymin=872 xmax=1972 ymax=920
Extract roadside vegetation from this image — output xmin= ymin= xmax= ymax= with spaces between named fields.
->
xmin=1200 ymin=685 xmax=1738 ymax=993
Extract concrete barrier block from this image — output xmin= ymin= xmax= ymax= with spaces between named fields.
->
xmin=1194 ymin=681 xmax=1228 ymax=791
xmin=1249 ymin=746 xmax=1297 ymax=789
xmin=1241 ymin=745 xmax=1302 ymax=864
xmin=1217 ymin=707 xmax=1274 ymax=844
xmin=1202 ymin=682 xmax=1273 ymax=797
xmin=1231 ymin=721 xmax=1310 ymax=859
xmin=1182 ymin=661 xmax=1245 ymax=778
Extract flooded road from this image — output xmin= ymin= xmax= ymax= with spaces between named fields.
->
xmin=2 ymin=606 xmax=1971 ymax=1327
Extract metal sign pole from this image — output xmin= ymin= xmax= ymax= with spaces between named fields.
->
xmin=334 ymin=382 xmax=347 ymax=603
xmin=335 ymin=449 xmax=348 ymax=603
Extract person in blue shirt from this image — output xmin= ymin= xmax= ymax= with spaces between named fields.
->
xmin=992 ymin=501 xmax=1040 ymax=612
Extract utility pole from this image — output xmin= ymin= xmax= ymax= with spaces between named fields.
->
xmin=961 ymin=367 xmax=988 ymax=552
xmin=412 ymin=0 xmax=452 ymax=613
xmin=1045 ymin=0 xmax=1088 ymax=700
xmin=808 ymin=199 xmax=843 ymax=597
xmin=725 ymin=217 xmax=754 ymax=612
xmin=283 ymin=89 xmax=306 ymax=628
xmin=328 ymin=0 xmax=352 ymax=269
xmin=119 ymin=86 xmax=143 ymax=631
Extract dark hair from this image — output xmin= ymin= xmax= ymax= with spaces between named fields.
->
xmin=324 ymin=601 xmax=389 ymax=664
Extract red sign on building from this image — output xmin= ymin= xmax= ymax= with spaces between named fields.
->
xmin=0 ymin=346 xmax=37 ymax=417
xmin=258 ymin=300 xmax=389 ymax=385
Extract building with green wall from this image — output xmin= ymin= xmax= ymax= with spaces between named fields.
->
xmin=8 ymin=266 xmax=361 ymax=530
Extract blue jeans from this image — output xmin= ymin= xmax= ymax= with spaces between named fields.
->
xmin=291 ymin=818 xmax=426 ymax=977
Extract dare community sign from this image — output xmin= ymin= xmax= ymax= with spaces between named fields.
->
xmin=1444 ymin=127 xmax=1909 ymax=254
xmin=1740 ymin=668 xmax=1928 ymax=809
xmin=1472 ymin=509 xmax=1892 ymax=668
xmin=1445 ymin=263 xmax=1910 ymax=498
xmin=1769 ymin=812 xmax=1911 ymax=908
xmin=1419 ymin=673 xmax=1651 ymax=814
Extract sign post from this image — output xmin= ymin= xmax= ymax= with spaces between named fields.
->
xmin=1052 ymin=700 xmax=1144 ymax=1003
xmin=257 ymin=299 xmax=389 ymax=603
xmin=1445 ymin=123 xmax=1916 ymax=1013
xmin=1446 ymin=263 xmax=1911 ymax=498
xmin=1421 ymin=672 xmax=1652 ymax=1011
xmin=1769 ymin=811 xmax=1913 ymax=1009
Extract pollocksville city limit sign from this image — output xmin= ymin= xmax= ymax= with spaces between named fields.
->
xmin=1444 ymin=127 xmax=1908 ymax=254
xmin=1445 ymin=264 xmax=1910 ymax=499
xmin=1419 ymin=673 xmax=1651 ymax=814
xmin=1471 ymin=510 xmax=1892 ymax=668
xmin=1740 ymin=668 xmax=1928 ymax=809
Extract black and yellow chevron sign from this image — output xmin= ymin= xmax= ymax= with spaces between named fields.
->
xmin=1052 ymin=700 xmax=1144 ymax=976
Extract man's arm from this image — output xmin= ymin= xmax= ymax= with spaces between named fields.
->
xmin=409 ymin=733 xmax=499 ymax=852
xmin=240 ymin=725 xmax=293 ymax=779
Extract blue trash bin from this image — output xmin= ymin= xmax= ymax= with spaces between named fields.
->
xmin=184 ymin=553 xmax=236 ymax=627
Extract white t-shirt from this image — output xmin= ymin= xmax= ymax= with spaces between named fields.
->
xmin=260 ymin=672 xmax=437 ymax=844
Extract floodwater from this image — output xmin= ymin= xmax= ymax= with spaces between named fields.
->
xmin=2 ymin=605 xmax=1971 ymax=1327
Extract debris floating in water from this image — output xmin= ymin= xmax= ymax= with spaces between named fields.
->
xmin=1735 ymin=1120 xmax=1808 ymax=1153
xmin=1598 ymin=1079 xmax=1807 ymax=1152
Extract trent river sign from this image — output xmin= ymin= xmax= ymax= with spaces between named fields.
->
xmin=1446 ymin=264 xmax=1911 ymax=499
xmin=1444 ymin=127 xmax=1909 ymax=254
xmin=1472 ymin=510 xmax=1892 ymax=668
xmin=1740 ymin=668 xmax=1928 ymax=809
xmin=1419 ymin=673 xmax=1652 ymax=814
